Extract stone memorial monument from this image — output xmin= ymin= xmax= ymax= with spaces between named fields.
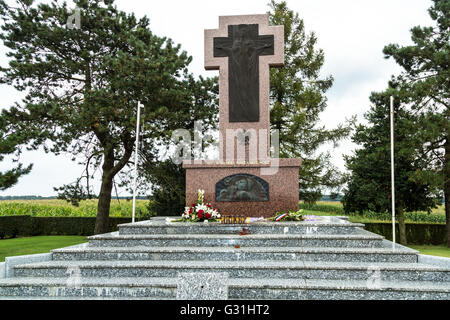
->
xmin=183 ymin=14 xmax=302 ymax=217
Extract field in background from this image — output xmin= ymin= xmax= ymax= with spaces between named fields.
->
xmin=0 ymin=199 xmax=445 ymax=223
xmin=308 ymin=201 xmax=445 ymax=214
xmin=0 ymin=199 xmax=151 ymax=218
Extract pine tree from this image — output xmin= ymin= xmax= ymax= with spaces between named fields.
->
xmin=268 ymin=1 xmax=352 ymax=203
xmin=0 ymin=111 xmax=32 ymax=190
xmin=0 ymin=0 xmax=216 ymax=233
xmin=342 ymin=90 xmax=441 ymax=245
xmin=382 ymin=0 xmax=449 ymax=246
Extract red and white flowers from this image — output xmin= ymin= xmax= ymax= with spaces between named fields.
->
xmin=181 ymin=189 xmax=220 ymax=222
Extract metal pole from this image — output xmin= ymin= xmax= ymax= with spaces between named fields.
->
xmin=390 ymin=96 xmax=396 ymax=248
xmin=132 ymin=102 xmax=143 ymax=223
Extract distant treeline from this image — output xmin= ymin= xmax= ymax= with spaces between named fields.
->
xmin=0 ymin=195 xmax=148 ymax=200
xmin=319 ymin=195 xmax=343 ymax=202
xmin=0 ymin=195 xmax=343 ymax=201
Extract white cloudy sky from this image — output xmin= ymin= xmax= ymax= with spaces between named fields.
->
xmin=0 ymin=0 xmax=434 ymax=196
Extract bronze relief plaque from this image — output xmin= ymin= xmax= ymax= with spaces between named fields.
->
xmin=215 ymin=174 xmax=269 ymax=202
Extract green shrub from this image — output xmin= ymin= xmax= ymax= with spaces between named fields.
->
xmin=355 ymin=210 xmax=446 ymax=224
xmin=0 ymin=216 xmax=32 ymax=239
xmin=0 ymin=216 xmax=136 ymax=239
xmin=364 ymin=222 xmax=447 ymax=245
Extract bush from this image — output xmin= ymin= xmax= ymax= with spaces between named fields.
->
xmin=145 ymin=161 xmax=186 ymax=217
xmin=0 ymin=216 xmax=136 ymax=239
xmin=0 ymin=216 xmax=33 ymax=239
xmin=354 ymin=210 xmax=446 ymax=224
xmin=364 ymin=222 xmax=447 ymax=245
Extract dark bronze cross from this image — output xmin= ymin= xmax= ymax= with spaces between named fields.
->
xmin=213 ymin=24 xmax=274 ymax=122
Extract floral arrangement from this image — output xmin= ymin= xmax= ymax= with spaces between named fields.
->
xmin=272 ymin=209 xmax=305 ymax=222
xmin=180 ymin=189 xmax=220 ymax=222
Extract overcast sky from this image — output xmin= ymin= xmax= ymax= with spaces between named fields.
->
xmin=0 ymin=0 xmax=434 ymax=197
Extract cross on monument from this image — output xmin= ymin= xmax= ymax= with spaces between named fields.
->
xmin=205 ymin=14 xmax=284 ymax=162
xmin=213 ymin=24 xmax=274 ymax=122
xmin=183 ymin=15 xmax=302 ymax=218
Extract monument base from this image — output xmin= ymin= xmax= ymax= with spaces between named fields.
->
xmin=183 ymin=158 xmax=301 ymax=217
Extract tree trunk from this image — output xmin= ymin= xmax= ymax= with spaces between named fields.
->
xmin=444 ymin=136 xmax=450 ymax=247
xmin=94 ymin=151 xmax=114 ymax=235
xmin=397 ymin=205 xmax=407 ymax=245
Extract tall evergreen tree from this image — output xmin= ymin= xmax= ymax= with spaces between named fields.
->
xmin=382 ymin=0 xmax=449 ymax=246
xmin=342 ymin=90 xmax=441 ymax=245
xmin=0 ymin=0 xmax=216 ymax=233
xmin=268 ymin=1 xmax=352 ymax=203
xmin=0 ymin=111 xmax=32 ymax=190
xmin=137 ymin=74 xmax=218 ymax=217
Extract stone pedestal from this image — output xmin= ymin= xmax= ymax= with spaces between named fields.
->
xmin=184 ymin=159 xmax=301 ymax=217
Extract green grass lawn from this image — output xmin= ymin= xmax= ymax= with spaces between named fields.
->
xmin=408 ymin=245 xmax=450 ymax=258
xmin=0 ymin=236 xmax=88 ymax=262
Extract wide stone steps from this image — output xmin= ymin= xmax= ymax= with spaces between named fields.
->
xmin=87 ymin=232 xmax=384 ymax=248
xmin=2 ymin=216 xmax=449 ymax=299
xmin=11 ymin=260 xmax=450 ymax=282
xmin=118 ymin=221 xmax=365 ymax=235
xmin=0 ymin=277 xmax=449 ymax=300
xmin=51 ymin=245 xmax=418 ymax=263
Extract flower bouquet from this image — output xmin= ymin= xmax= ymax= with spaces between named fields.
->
xmin=180 ymin=189 xmax=221 ymax=222
xmin=272 ymin=209 xmax=305 ymax=222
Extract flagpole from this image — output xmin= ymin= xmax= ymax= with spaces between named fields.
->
xmin=390 ymin=96 xmax=396 ymax=249
xmin=132 ymin=102 xmax=143 ymax=223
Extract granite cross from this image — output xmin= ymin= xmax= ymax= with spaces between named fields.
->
xmin=213 ymin=24 xmax=274 ymax=122
xmin=204 ymin=14 xmax=284 ymax=162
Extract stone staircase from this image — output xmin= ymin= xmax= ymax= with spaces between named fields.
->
xmin=1 ymin=216 xmax=449 ymax=299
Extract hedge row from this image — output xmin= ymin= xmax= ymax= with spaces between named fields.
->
xmin=298 ymin=203 xmax=446 ymax=224
xmin=364 ymin=222 xmax=447 ymax=245
xmin=355 ymin=211 xmax=446 ymax=224
xmin=0 ymin=215 xmax=447 ymax=245
xmin=0 ymin=216 xmax=135 ymax=239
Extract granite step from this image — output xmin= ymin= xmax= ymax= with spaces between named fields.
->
xmin=86 ymin=232 xmax=385 ymax=248
xmin=118 ymin=221 xmax=366 ymax=235
xmin=231 ymin=278 xmax=450 ymax=300
xmin=0 ymin=277 xmax=176 ymax=299
xmin=51 ymin=245 xmax=418 ymax=263
xmin=12 ymin=260 xmax=450 ymax=282
xmin=0 ymin=277 xmax=449 ymax=300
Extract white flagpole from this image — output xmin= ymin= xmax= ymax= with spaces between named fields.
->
xmin=390 ymin=96 xmax=396 ymax=249
xmin=132 ymin=102 xmax=143 ymax=223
